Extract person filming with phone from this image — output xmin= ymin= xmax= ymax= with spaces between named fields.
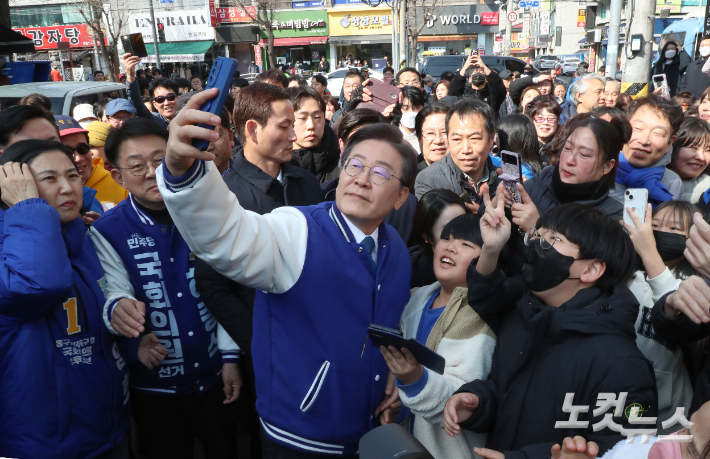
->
xmin=122 ymin=53 xmax=179 ymax=128
xmin=448 ymin=53 xmax=506 ymax=118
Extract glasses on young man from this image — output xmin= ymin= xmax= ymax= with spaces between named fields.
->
xmin=153 ymin=93 xmax=176 ymax=104
xmin=524 ymin=228 xmax=578 ymax=250
xmin=116 ymin=156 xmax=165 ymax=177
xmin=343 ymin=158 xmax=402 ymax=186
xmin=70 ymin=143 xmax=92 ymax=156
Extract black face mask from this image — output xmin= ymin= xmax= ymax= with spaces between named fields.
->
xmin=653 ymin=230 xmax=687 ymax=262
xmin=470 ymin=73 xmax=486 ymax=86
xmin=522 ymin=240 xmax=578 ymax=292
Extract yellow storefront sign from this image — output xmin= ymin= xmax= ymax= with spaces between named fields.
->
xmin=328 ymin=9 xmax=394 ymax=36
xmin=656 ymin=0 xmax=681 ymax=13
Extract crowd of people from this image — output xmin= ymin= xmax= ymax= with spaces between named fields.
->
xmin=2 ymin=48 xmax=710 ymax=459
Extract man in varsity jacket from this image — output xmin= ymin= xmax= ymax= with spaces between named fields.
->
xmin=156 ymin=87 xmax=418 ymax=458
xmin=88 ymin=119 xmax=241 ymax=459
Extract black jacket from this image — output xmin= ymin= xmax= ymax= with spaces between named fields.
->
xmin=652 ymin=291 xmax=710 ymax=415
xmin=457 ymin=268 xmax=658 ymax=459
xmin=449 ymin=71 xmax=506 ymax=116
xmin=651 ymin=54 xmax=683 ymax=97
xmin=414 ymin=154 xmax=500 ymax=205
xmin=194 ymin=150 xmax=325 ymax=356
xmin=681 ymin=58 xmax=710 ymax=99
xmin=291 ymin=124 xmax=341 ymax=183
xmin=508 ymin=76 xmax=537 ymax=107
xmin=318 ymin=61 xmax=330 ymax=73
xmin=409 ymin=245 xmax=436 ymax=289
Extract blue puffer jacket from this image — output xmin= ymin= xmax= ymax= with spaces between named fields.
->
xmin=0 ymin=199 xmax=130 ymax=459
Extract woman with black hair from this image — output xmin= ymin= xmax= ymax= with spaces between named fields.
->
xmin=651 ymin=41 xmax=684 ymax=97
xmin=410 ymin=190 xmax=470 ymax=288
xmin=668 ymin=117 xmax=710 ymax=205
xmin=623 ymin=200 xmax=700 ymax=434
xmin=0 ymin=139 xmax=134 ymax=459
xmin=496 ymin=114 xmax=543 ymax=179
xmin=526 ymin=95 xmax=562 ymax=163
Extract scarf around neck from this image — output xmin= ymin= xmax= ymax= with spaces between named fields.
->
xmin=616 ymin=152 xmax=673 ymax=207
xmin=551 ymin=166 xmax=608 ymax=203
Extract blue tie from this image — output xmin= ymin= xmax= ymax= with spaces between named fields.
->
xmin=362 ymin=236 xmax=377 ymax=275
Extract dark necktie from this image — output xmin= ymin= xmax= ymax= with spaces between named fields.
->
xmin=362 ymin=236 xmax=377 ymax=274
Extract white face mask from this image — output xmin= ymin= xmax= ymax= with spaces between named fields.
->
xmin=665 ymin=49 xmax=676 ymax=59
xmin=700 ymin=47 xmax=710 ymax=58
xmin=401 ymin=112 xmax=417 ymax=129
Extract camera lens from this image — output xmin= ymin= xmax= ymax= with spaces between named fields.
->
xmin=629 ymin=195 xmax=634 ymax=200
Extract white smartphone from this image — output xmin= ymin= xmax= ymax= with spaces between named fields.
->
xmin=652 ymin=73 xmax=670 ymax=99
xmin=623 ymin=188 xmax=648 ymax=228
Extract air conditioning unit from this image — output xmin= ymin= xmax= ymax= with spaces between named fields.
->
xmin=586 ymin=29 xmax=602 ymax=44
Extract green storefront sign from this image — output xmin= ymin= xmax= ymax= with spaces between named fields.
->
xmin=258 ymin=10 xmax=328 ymax=39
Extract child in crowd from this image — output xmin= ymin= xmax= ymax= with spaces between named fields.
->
xmin=381 ymin=214 xmax=496 ymax=459
xmin=623 ymin=200 xmax=700 ymax=434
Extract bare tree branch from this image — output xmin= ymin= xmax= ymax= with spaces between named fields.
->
xmin=405 ymin=0 xmax=448 ymax=64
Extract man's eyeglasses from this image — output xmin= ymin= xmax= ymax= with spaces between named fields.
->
xmin=422 ymin=131 xmax=447 ymax=142
xmin=70 ymin=143 xmax=91 ymax=156
xmin=153 ymin=93 xmax=176 ymax=104
xmin=533 ymin=116 xmax=558 ymax=124
xmin=116 ymin=157 xmax=165 ymax=177
xmin=211 ymin=131 xmax=228 ymax=146
xmin=343 ymin=158 xmax=402 ymax=186
xmin=524 ymin=228 xmax=578 ymax=250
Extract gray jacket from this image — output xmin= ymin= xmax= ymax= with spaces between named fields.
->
xmin=414 ymin=154 xmax=499 ymax=205
xmin=610 ymin=150 xmax=685 ymax=204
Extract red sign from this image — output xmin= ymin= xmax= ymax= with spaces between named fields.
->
xmin=254 ymin=44 xmax=262 ymax=67
xmin=216 ymin=7 xmax=257 ymax=23
xmin=481 ymin=12 xmax=499 ymax=26
xmin=14 ymin=24 xmax=106 ymax=50
xmin=495 ymin=35 xmax=503 ymax=42
xmin=507 ymin=11 xmax=518 ymax=23
xmin=209 ymin=0 xmax=217 ymax=27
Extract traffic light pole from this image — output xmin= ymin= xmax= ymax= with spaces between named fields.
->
xmin=149 ymin=0 xmax=161 ymax=69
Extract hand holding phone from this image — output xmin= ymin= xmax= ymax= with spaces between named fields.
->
xmin=121 ymin=33 xmax=148 ymax=59
xmin=652 ymin=74 xmax=670 ymax=99
xmin=499 ymin=151 xmax=523 ymax=204
xmin=623 ymin=188 xmax=649 ymax=229
xmin=192 ymin=57 xmax=239 ymax=151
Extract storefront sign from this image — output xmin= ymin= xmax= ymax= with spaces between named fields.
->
xmin=254 ymin=44 xmax=262 ymax=66
xmin=209 ymin=0 xmax=217 ymax=27
xmin=129 ymin=9 xmax=214 ymax=42
xmin=417 ymin=5 xmax=499 ymax=36
xmin=142 ymin=53 xmax=207 ymax=63
xmin=262 ymin=10 xmax=328 ymax=38
xmin=293 ymin=1 xmax=325 ymax=8
xmin=577 ymin=9 xmax=585 ymax=28
xmin=216 ymin=7 xmax=257 ymax=23
xmin=14 ymin=24 xmax=106 ymax=50
xmin=657 ymin=0 xmax=681 ymax=13
xmin=328 ymin=8 xmax=393 ymax=36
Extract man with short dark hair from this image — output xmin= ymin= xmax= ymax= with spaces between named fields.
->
xmin=383 ymin=66 xmax=395 ymax=79
xmin=396 ymin=67 xmax=423 ymax=88
xmin=331 ymin=70 xmax=365 ymax=124
xmin=190 ymin=75 xmax=203 ymax=91
xmin=254 ymin=69 xmax=289 ymax=89
xmin=0 ymin=105 xmax=59 ymax=152
xmin=613 ymin=94 xmax=685 ymax=204
xmin=93 ymin=69 xmax=105 ymax=81
xmin=317 ymin=55 xmax=330 ymax=73
xmin=89 ymin=118 xmax=241 ymax=459
xmin=415 ymin=99 xmax=500 ymax=206
xmin=248 ymin=60 xmax=260 ymax=74
xmin=152 ymin=68 xmax=162 ymax=78
xmin=157 ymin=88 xmax=417 ymax=459
xmin=123 ymin=53 xmax=178 ymax=127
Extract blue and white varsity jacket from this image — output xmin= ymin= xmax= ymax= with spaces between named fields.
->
xmin=157 ymin=161 xmax=412 ymax=456
xmin=89 ymin=195 xmax=239 ymax=396
xmin=0 ymin=199 xmax=130 ymax=459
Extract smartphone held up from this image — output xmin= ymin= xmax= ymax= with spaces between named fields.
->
xmin=192 ymin=57 xmax=239 ymax=151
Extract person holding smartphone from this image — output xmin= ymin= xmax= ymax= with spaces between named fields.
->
xmin=448 ymin=53 xmax=506 ymax=118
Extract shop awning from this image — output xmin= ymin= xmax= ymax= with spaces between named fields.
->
xmin=417 ymin=35 xmax=476 ymax=42
xmin=329 ymin=35 xmax=391 ymax=45
xmin=258 ymin=36 xmax=328 ymax=46
xmin=144 ymin=41 xmax=214 ymax=63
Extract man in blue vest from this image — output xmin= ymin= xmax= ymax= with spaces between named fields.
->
xmin=88 ymin=119 xmax=242 ymax=459
xmin=156 ymin=86 xmax=418 ymax=458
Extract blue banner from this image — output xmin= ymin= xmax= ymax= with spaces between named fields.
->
xmin=293 ymin=1 xmax=325 ymax=7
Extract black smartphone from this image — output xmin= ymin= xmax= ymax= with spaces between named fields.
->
xmin=121 ymin=33 xmax=148 ymax=58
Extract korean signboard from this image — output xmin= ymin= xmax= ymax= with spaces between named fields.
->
xmin=577 ymin=9 xmax=586 ymax=28
xmin=128 ymin=9 xmax=214 ymax=42
xmin=260 ymin=10 xmax=328 ymax=38
xmin=418 ymin=5 xmax=500 ymax=36
xmin=328 ymin=8 xmax=393 ymax=36
xmin=216 ymin=6 xmax=257 ymax=23
xmin=14 ymin=24 xmax=106 ymax=50
xmin=657 ymin=0 xmax=681 ymax=13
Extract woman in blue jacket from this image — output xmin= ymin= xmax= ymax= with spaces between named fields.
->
xmin=0 ymin=139 xmax=131 ymax=459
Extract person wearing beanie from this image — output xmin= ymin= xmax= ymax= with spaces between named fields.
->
xmin=56 ymin=115 xmax=128 ymax=210
xmin=87 ymin=120 xmax=112 ymax=167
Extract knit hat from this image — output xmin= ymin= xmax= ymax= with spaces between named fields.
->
xmin=86 ymin=120 xmax=111 ymax=147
